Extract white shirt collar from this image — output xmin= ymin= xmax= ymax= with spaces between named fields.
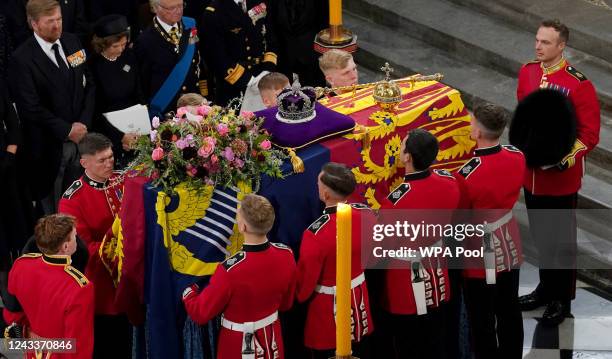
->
xmin=34 ymin=32 xmax=61 ymax=54
xmin=156 ymin=16 xmax=178 ymax=33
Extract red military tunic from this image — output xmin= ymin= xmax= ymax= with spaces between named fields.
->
xmin=380 ymin=169 xmax=461 ymax=314
xmin=517 ymin=58 xmax=600 ymax=195
xmin=183 ymin=241 xmax=296 ymax=359
xmin=296 ymin=204 xmax=375 ymax=350
xmin=3 ymin=253 xmax=94 ymax=359
xmin=58 ymin=172 xmax=123 ymax=315
xmin=455 ymin=144 xmax=526 ymax=279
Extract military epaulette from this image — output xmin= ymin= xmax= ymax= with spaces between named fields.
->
xmin=205 ymin=6 xmax=215 ymax=12
xmin=223 ymin=251 xmax=246 ymax=271
xmin=350 ymin=203 xmax=370 ymax=210
xmin=64 ymin=266 xmax=89 ymax=288
xmin=502 ymin=144 xmax=522 ymax=153
xmin=458 ymin=157 xmax=482 ymax=179
xmin=433 ymin=169 xmax=455 ymax=179
xmin=271 ymin=242 xmax=292 ymax=253
xmin=308 ymin=214 xmax=330 ymax=235
xmin=62 ymin=180 xmax=83 ymax=199
xmin=526 ymin=59 xmax=540 ymax=65
xmin=566 ymin=66 xmax=587 ymax=82
xmin=387 ymin=183 xmax=411 ymax=205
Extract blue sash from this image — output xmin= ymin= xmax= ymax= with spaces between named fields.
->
xmin=149 ymin=16 xmax=197 ymax=118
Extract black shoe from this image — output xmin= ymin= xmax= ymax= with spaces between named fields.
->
xmin=519 ymin=290 xmax=546 ymax=311
xmin=541 ymin=300 xmax=571 ymax=326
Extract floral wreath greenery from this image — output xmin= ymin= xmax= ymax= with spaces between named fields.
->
xmin=133 ymin=103 xmax=286 ymax=194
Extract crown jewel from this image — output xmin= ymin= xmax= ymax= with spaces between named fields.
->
xmin=276 ymin=80 xmax=317 ymax=123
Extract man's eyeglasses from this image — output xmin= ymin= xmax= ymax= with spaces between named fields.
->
xmin=157 ymin=2 xmax=186 ymax=12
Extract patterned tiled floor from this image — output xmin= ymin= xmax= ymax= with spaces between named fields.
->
xmin=520 ymin=262 xmax=612 ymax=358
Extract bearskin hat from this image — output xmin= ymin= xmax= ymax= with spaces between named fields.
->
xmin=509 ymin=89 xmax=577 ymax=167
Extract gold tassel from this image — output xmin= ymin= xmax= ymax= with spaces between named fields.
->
xmin=287 ymin=148 xmax=305 ymax=173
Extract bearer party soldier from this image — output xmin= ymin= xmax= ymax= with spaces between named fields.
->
xmin=296 ymin=162 xmax=375 ymax=359
xmin=378 ymin=128 xmax=461 ymax=359
xmin=183 ymin=194 xmax=297 ymax=359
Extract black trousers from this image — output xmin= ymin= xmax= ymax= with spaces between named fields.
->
xmin=524 ymin=190 xmax=577 ymax=302
xmin=463 ymin=270 xmax=523 ymax=359
xmin=373 ymin=306 xmax=447 ymax=359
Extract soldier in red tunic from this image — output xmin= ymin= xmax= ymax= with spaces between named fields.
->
xmin=295 ymin=162 xmax=375 ymax=359
xmin=3 ymin=214 xmax=94 ymax=359
xmin=516 ymin=19 xmax=600 ymax=325
xmin=183 ymin=194 xmax=297 ymax=359
xmin=377 ymin=129 xmax=461 ymax=359
xmin=455 ymin=104 xmax=526 ymax=358
xmin=57 ymin=133 xmax=130 ymax=358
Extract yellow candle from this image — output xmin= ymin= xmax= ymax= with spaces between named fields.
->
xmin=329 ymin=0 xmax=342 ymax=26
xmin=336 ymin=203 xmax=352 ymax=357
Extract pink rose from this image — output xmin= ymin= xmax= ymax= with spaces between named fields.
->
xmin=197 ymin=137 xmax=216 ymax=158
xmin=152 ymin=116 xmax=160 ymax=129
xmin=211 ymin=154 xmax=219 ymax=164
xmin=197 ymin=105 xmax=212 ymax=116
xmin=217 ymin=123 xmax=229 ymax=136
xmin=151 ymin=147 xmax=164 ymax=161
xmin=222 ymin=147 xmax=235 ymax=161
xmin=177 ymin=107 xmax=188 ymax=118
xmin=186 ymin=167 xmax=198 ymax=177
xmin=240 ymin=111 xmax=255 ymax=120
xmin=259 ymin=140 xmax=272 ymax=150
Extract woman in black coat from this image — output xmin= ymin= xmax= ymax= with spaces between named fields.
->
xmin=90 ymin=15 xmax=145 ymax=169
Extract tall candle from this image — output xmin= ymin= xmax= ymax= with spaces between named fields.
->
xmin=336 ymin=203 xmax=352 ymax=357
xmin=329 ymin=0 xmax=342 ymax=26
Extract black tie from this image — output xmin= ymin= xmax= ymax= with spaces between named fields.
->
xmin=51 ymin=43 xmax=69 ymax=77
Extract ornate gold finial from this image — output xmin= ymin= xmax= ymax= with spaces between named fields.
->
xmin=373 ymin=62 xmax=402 ymax=112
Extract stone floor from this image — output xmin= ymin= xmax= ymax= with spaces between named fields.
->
xmin=520 ymin=262 xmax=612 ymax=358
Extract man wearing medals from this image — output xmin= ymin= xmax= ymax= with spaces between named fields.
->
xmin=58 ymin=133 xmax=131 ymax=358
xmin=516 ymin=19 xmax=600 ymax=325
xmin=136 ymin=0 xmax=207 ymax=117
xmin=201 ymin=0 xmax=278 ymax=105
xmin=378 ymin=129 xmax=461 ymax=359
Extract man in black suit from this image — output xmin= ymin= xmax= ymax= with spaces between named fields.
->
xmin=135 ymin=0 xmax=207 ymax=117
xmin=201 ymin=0 xmax=278 ymax=105
xmin=9 ymin=0 xmax=94 ymax=214
xmin=4 ymin=0 xmax=89 ymax=48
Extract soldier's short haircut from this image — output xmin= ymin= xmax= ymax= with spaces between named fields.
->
xmin=240 ymin=194 xmax=275 ymax=235
xmin=35 ymin=214 xmax=76 ymax=254
xmin=318 ymin=49 xmax=353 ymax=73
xmin=403 ymin=128 xmax=439 ymax=171
xmin=26 ymin=0 xmax=60 ymax=23
xmin=78 ymin=133 xmax=113 ymax=157
xmin=474 ymin=103 xmax=508 ymax=140
xmin=177 ymin=93 xmax=207 ymax=107
xmin=258 ymin=72 xmax=290 ymax=93
xmin=320 ymin=162 xmax=356 ymax=198
xmin=540 ymin=19 xmax=569 ymax=44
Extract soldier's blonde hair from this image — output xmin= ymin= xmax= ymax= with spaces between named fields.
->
xmin=318 ymin=49 xmax=353 ymax=74
xmin=239 ymin=194 xmax=275 ymax=235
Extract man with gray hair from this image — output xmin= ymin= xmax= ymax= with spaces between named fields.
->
xmin=136 ymin=0 xmax=208 ymax=118
xmin=9 ymin=0 xmax=95 ymax=214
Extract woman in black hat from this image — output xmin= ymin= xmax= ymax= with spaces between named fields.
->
xmin=91 ymin=14 xmax=144 ymax=169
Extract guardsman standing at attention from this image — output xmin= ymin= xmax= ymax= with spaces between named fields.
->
xmin=379 ymin=129 xmax=461 ymax=359
xmin=455 ymin=104 xmax=526 ymax=359
xmin=136 ymin=0 xmax=208 ymax=118
xmin=58 ymin=133 xmax=131 ymax=359
xmin=296 ymin=162 xmax=375 ymax=359
xmin=183 ymin=194 xmax=296 ymax=359
xmin=516 ymin=19 xmax=600 ymax=325
xmin=3 ymin=214 xmax=94 ymax=359
xmin=201 ymin=0 xmax=278 ymax=105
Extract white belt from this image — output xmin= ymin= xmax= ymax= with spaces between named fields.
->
xmin=485 ymin=211 xmax=513 ymax=233
xmin=314 ymin=272 xmax=365 ymax=295
xmin=221 ymin=311 xmax=278 ymax=332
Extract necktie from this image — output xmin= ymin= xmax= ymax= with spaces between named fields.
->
xmin=51 ymin=43 xmax=69 ymax=77
xmin=169 ymin=26 xmax=180 ymax=45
